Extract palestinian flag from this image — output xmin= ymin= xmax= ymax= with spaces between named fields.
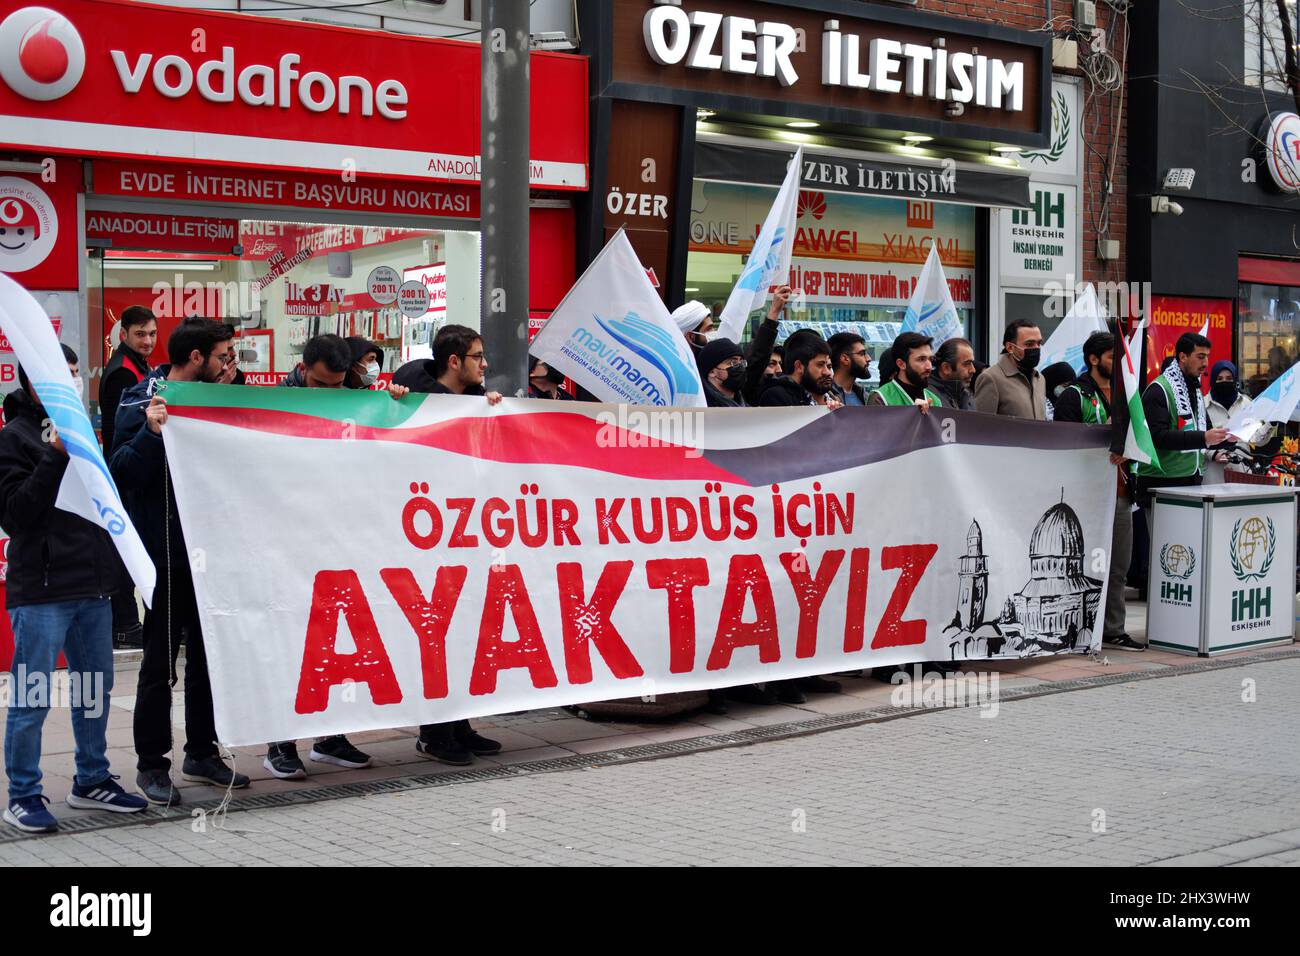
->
xmin=1120 ymin=320 xmax=1157 ymax=465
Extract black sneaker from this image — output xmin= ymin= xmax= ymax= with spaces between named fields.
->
xmin=263 ymin=741 xmax=307 ymax=779
xmin=772 ymin=681 xmax=807 ymax=705
xmin=181 ymin=755 xmax=251 ymax=789
xmin=136 ymin=769 xmax=181 ymax=806
xmin=1103 ymin=634 xmax=1147 ymax=652
xmin=310 ymin=735 xmax=372 ymax=769
xmin=798 ymin=675 xmax=842 ymax=694
xmin=112 ymin=624 xmax=143 ymax=649
xmin=415 ymin=735 xmax=474 ymax=766
xmin=453 ymin=722 xmax=501 ymax=756
xmin=725 ymin=684 xmax=778 ymax=706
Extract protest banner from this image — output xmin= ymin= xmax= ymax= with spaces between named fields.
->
xmin=161 ymin=383 xmax=1114 ymax=745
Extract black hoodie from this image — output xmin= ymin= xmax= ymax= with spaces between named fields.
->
xmin=0 ymin=389 xmax=123 ymax=608
xmin=99 ymin=341 xmax=150 ymax=453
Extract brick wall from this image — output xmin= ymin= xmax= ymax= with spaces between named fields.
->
xmin=918 ymin=0 xmax=1129 ymax=286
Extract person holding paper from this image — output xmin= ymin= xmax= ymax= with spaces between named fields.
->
xmin=1133 ymin=332 xmax=1229 ymax=509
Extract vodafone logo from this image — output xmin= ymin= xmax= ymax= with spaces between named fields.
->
xmin=0 ymin=176 xmax=57 ymax=272
xmin=0 ymin=6 xmax=85 ymax=100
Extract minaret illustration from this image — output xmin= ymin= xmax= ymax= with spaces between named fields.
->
xmin=956 ymin=519 xmax=989 ymax=629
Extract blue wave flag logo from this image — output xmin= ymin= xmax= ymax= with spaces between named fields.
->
xmin=34 ymin=379 xmax=128 ymax=536
xmin=594 ymin=310 xmax=701 ymax=405
xmin=736 ymin=227 xmax=786 ymax=293
xmin=901 ymin=299 xmax=945 ymax=334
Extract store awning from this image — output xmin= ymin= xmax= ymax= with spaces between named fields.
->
xmin=695 ymin=140 xmax=1030 ymax=209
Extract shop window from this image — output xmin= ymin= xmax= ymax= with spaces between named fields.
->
xmin=687 ymin=181 xmax=975 ymax=386
xmin=1245 ymin=0 xmax=1299 ymax=91
xmin=89 ymin=218 xmax=480 ymax=401
xmin=1238 ymin=279 xmax=1300 ymax=394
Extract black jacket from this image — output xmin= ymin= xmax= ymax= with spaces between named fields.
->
xmin=109 ymin=366 xmax=186 ymax=568
xmin=742 ymin=318 xmax=780 ymax=407
xmin=928 ymin=375 xmax=976 ymax=412
xmin=0 ymin=390 xmax=124 ymax=608
xmin=1142 ymin=374 xmax=1207 ymax=452
xmin=757 ymin=374 xmax=815 ymax=407
xmin=703 ymin=380 xmax=746 ymax=408
xmin=392 ymin=359 xmax=440 ymax=393
xmin=99 ymin=342 xmax=150 ymax=453
xmin=1053 ymin=371 xmax=1111 ymax=424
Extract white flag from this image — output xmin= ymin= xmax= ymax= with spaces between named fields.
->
xmin=0 ymin=274 xmax=155 ymax=605
xmin=531 ymin=229 xmax=705 ymax=408
xmin=900 ymin=244 xmax=963 ymax=347
xmin=717 ymin=147 xmax=803 ymax=341
xmin=1225 ymin=359 xmax=1300 ymax=439
xmin=1041 ymin=283 xmax=1108 ymax=372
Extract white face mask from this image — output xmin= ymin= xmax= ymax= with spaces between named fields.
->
xmin=72 ymin=376 xmax=84 ymax=401
xmin=359 ymin=361 xmax=380 ymax=387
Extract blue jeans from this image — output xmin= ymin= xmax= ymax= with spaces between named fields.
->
xmin=4 ymin=598 xmax=114 ymax=801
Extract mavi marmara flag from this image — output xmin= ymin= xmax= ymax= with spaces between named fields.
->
xmin=0 ymin=273 xmax=155 ymax=605
xmin=900 ymin=244 xmax=963 ymax=347
xmin=1041 ymin=283 xmax=1108 ymax=373
xmin=530 ymin=229 xmax=705 ymax=408
xmin=716 ymin=147 xmax=803 ymax=342
xmin=1224 ymin=360 xmax=1300 ymax=440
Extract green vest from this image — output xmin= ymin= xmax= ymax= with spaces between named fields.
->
xmin=1064 ymin=382 xmax=1109 ymax=424
xmin=1134 ymin=374 xmax=1203 ymax=479
xmin=876 ymin=379 xmax=942 ymax=408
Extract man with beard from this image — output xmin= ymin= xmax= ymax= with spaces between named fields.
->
xmin=757 ymin=331 xmax=842 ymax=408
xmin=671 ymin=300 xmax=713 ymax=354
xmin=109 ymin=318 xmax=250 ymax=805
xmin=828 ymin=332 xmax=871 ymax=406
xmin=929 ymin=337 xmax=977 ymax=411
xmin=868 ymin=332 xmax=940 ymax=409
xmin=1052 ymin=332 xmax=1142 ymax=650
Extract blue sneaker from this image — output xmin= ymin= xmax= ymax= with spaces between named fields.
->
xmin=4 ymin=795 xmax=58 ymax=833
xmin=66 ymin=776 xmax=148 ymax=814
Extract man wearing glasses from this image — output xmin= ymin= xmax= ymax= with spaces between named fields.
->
xmin=392 ymin=324 xmax=505 ymax=765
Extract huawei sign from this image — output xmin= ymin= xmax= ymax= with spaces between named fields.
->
xmin=0 ymin=6 xmax=84 ymax=100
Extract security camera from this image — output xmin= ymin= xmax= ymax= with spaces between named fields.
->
xmin=1150 ymin=195 xmax=1185 ymax=216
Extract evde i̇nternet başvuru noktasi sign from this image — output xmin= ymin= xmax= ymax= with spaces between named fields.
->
xmin=160 ymin=384 xmax=1114 ymax=745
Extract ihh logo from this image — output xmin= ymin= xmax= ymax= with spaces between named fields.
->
xmin=0 ymin=7 xmax=86 ymax=101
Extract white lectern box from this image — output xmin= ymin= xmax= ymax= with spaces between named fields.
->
xmin=1147 ymin=484 xmax=1298 ymax=656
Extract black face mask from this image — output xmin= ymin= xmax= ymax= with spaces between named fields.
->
xmin=721 ymin=363 xmax=746 ymax=392
xmin=1211 ymin=380 xmax=1239 ymax=408
xmin=1017 ymin=347 xmax=1041 ymax=374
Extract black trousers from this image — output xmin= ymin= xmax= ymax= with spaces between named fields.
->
xmin=134 ymin=562 xmax=219 ymax=772
xmin=110 ymin=586 xmax=140 ymax=633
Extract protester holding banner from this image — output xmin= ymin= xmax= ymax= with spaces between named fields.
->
xmin=929 ymin=337 xmax=977 ymax=411
xmin=263 ymin=333 xmax=405 ymax=779
xmin=100 ymin=305 xmax=157 ymax=650
xmin=109 ymin=318 xmax=250 ymax=805
xmin=868 ymin=333 xmax=940 ymax=409
xmin=828 ymin=332 xmax=871 ymax=406
xmin=1052 ymin=332 xmax=1142 ymax=651
xmin=1133 ymin=332 xmax=1229 ymax=510
xmin=0 ymin=346 xmax=149 ymax=832
xmin=397 ymin=323 xmax=504 ymax=765
xmin=974 ymin=321 xmax=1047 ymax=420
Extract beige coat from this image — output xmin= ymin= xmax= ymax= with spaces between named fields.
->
xmin=974 ymin=352 xmax=1047 ymax=420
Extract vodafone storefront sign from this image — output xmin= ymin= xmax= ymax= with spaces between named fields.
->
xmin=110 ymin=48 xmax=408 ymax=120
xmin=0 ymin=0 xmax=587 ymax=186
xmin=0 ymin=6 xmax=84 ymax=100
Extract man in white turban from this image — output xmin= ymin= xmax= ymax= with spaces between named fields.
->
xmin=671 ymin=300 xmax=712 ymax=354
